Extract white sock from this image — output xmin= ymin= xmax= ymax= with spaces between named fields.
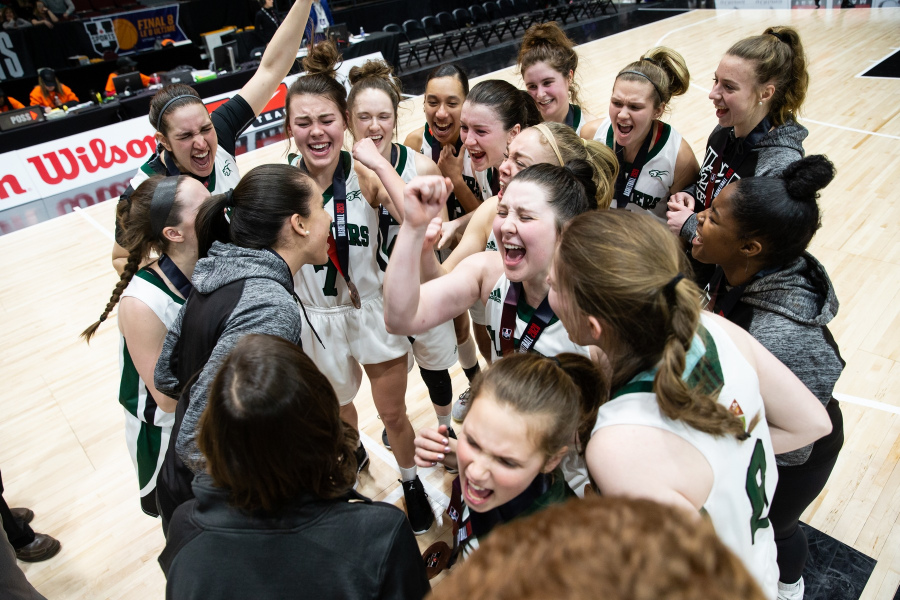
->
xmin=458 ymin=337 xmax=478 ymax=369
xmin=437 ymin=414 xmax=452 ymax=431
xmin=399 ymin=465 xmax=417 ymax=482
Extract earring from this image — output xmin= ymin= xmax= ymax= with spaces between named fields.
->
xmin=305 ymin=230 xmax=310 ymax=235
xmin=758 ymin=101 xmax=763 ymax=105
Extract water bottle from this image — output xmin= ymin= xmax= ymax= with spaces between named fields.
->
xmin=359 ymin=26 xmax=365 ymax=37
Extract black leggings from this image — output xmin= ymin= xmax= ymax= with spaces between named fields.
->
xmin=768 ymin=400 xmax=844 ymax=584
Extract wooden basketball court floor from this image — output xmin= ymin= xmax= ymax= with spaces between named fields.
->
xmin=1 ymin=8 xmax=898 ymax=598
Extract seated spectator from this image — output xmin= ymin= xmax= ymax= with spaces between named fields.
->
xmin=431 ymin=496 xmax=767 ymax=600
xmin=29 ymin=68 xmax=78 ymax=109
xmin=29 ymin=0 xmax=55 ymax=27
xmin=254 ymin=0 xmax=280 ymax=45
xmin=2 ymin=5 xmax=31 ymax=28
xmin=304 ymin=0 xmax=332 ymax=43
xmin=42 ymin=0 xmax=72 ymax=19
xmin=158 ymin=334 xmax=431 ymax=600
xmin=104 ymin=56 xmax=151 ymax=96
xmin=0 ymin=86 xmax=24 ymax=111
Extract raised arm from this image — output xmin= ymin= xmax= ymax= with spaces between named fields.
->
xmin=353 ymin=138 xmax=405 ymax=222
xmin=384 ymin=176 xmax=492 ymax=335
xmin=710 ymin=313 xmax=832 ymax=454
xmin=238 ymin=0 xmax=313 ymax=115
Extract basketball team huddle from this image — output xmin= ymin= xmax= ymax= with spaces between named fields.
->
xmin=82 ymin=1 xmax=845 ymax=598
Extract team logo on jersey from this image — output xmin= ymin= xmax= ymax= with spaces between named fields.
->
xmin=346 ymin=190 xmax=363 ymax=203
xmin=222 ymin=160 xmax=232 ymax=176
xmin=501 ymin=327 xmax=512 ymax=340
xmin=488 ymin=288 xmax=502 ymax=303
xmin=485 ymin=240 xmax=498 ymax=251
xmin=649 ymin=169 xmax=669 ymax=179
xmin=729 ymin=399 xmax=746 ymax=428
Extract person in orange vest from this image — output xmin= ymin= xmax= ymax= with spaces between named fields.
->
xmin=0 ymin=86 xmax=25 ymax=112
xmin=29 ymin=68 xmax=79 ymax=109
xmin=105 ymin=56 xmax=151 ymax=97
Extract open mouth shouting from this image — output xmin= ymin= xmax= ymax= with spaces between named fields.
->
xmin=714 ymin=104 xmax=728 ymax=119
xmin=191 ymin=150 xmax=211 ymax=172
xmin=432 ymin=121 xmax=453 ymax=139
xmin=368 ymin=134 xmax=384 ymax=148
xmin=308 ymin=141 xmax=332 ymax=158
xmin=503 ymin=242 xmax=526 ymax=267
xmin=469 ymin=148 xmax=487 ymax=168
xmin=463 ymin=477 xmax=493 ymax=506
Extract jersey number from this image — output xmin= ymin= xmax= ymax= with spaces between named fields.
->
xmin=314 ymin=263 xmax=338 ymax=297
xmin=745 ymin=438 xmax=771 ymax=543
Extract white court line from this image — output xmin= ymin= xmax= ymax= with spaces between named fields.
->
xmin=655 ymin=14 xmax=721 ymax=46
xmin=360 ymin=432 xmax=452 ymax=509
xmin=834 ymin=393 xmax=900 ymax=416
xmin=855 ymin=47 xmax=900 ymax=79
xmin=73 ymin=206 xmax=115 ymax=241
xmin=688 ymin=82 xmax=900 ymax=141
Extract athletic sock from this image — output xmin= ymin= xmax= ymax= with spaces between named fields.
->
xmin=437 ymin=414 xmax=452 ymax=431
xmin=458 ymin=337 xmax=478 ymax=369
xmin=399 ymin=465 xmax=417 ymax=482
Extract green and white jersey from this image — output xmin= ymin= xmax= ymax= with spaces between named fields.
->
xmin=594 ymin=119 xmax=681 ymax=222
xmin=291 ymin=151 xmax=383 ymax=308
xmin=592 ymin=312 xmax=778 ymax=597
xmin=118 ymin=268 xmax=183 ymax=513
xmin=485 ymin=230 xmax=498 ymax=252
xmin=128 ymin=147 xmax=241 ymax=197
xmin=484 ymin=274 xmax=590 ymax=362
xmin=377 ymin=144 xmax=416 ymax=268
xmin=421 ymin=124 xmax=493 ymax=219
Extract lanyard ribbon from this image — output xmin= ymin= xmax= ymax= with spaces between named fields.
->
xmin=702 ymin=117 xmax=772 ymax=209
xmin=157 ymin=254 xmax=193 ymax=298
xmin=498 ymin=281 xmax=555 ymax=357
xmin=613 ymin=124 xmax=656 ymax=210
xmin=564 ymin=104 xmax=575 ymax=129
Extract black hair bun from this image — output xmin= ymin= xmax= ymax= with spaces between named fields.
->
xmin=782 ymin=154 xmax=835 ymax=204
xmin=563 ymin=158 xmax=597 ymax=203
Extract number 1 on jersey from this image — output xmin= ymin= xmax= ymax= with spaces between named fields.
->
xmin=314 ymin=263 xmax=338 ymax=297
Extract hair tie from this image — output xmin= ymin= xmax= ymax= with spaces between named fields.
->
xmin=663 ymin=273 xmax=684 ymax=305
xmin=769 ymin=31 xmax=789 ymax=44
xmin=98 ymin=314 xmax=107 ymax=323
xmin=548 ymin=356 xmax=561 ymax=368
xmin=224 ymin=188 xmax=234 ymax=208
xmin=581 ymin=137 xmax=587 ymax=147
xmin=618 ymin=70 xmax=663 ymax=102
xmin=156 ymin=94 xmax=198 ymax=131
xmin=150 ymin=177 xmax=180 ymax=238
xmin=641 ymin=56 xmax=659 ymax=66
xmin=533 ymin=123 xmax=564 ymax=167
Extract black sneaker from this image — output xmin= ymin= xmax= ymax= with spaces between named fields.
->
xmin=382 ymin=427 xmax=391 ymax=451
xmin=401 ymin=477 xmax=434 ymax=535
xmin=355 ymin=444 xmax=369 ymax=473
xmin=444 ymin=427 xmax=459 ymax=474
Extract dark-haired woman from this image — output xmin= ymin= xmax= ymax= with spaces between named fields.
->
xmin=111 ymin=0 xmax=313 ymax=274
xmin=284 ymin=42 xmax=439 ymax=535
xmin=348 ymin=60 xmax=460 ymax=446
xmin=160 ymin=334 xmax=431 ymax=600
xmin=692 ymin=155 xmax=844 ymax=600
xmin=517 ymin=22 xmax=596 ymax=133
xmin=548 ymin=209 xmax=832 ymax=598
xmin=81 ymin=175 xmax=209 ymax=516
xmin=667 ymin=27 xmax=809 ymax=260
xmin=153 ymin=163 xmax=331 ymax=530
xmin=581 ymin=47 xmax=699 ymax=222
xmin=403 ymin=64 xmax=484 ymax=411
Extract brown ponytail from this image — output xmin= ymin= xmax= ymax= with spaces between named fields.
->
xmin=726 ymin=26 xmax=808 ymax=127
xmin=81 ymin=175 xmax=188 ymax=343
xmin=615 ymin=46 xmax=690 ymax=109
xmin=555 ymin=211 xmax=747 ymax=440
xmin=517 ymin=22 xmax=581 ymax=107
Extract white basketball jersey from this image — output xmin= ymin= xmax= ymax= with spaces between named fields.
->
xmin=291 ymin=151 xmax=384 ymax=308
xmin=129 ymin=147 xmax=241 ymax=196
xmin=594 ymin=119 xmax=682 ymax=222
xmin=591 ymin=313 xmax=779 ymax=598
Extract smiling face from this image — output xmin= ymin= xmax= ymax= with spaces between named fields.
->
xmin=609 ymin=78 xmax=663 ymax=150
xmin=497 ymin=128 xmax=558 ymax=198
xmin=692 ymin=182 xmax=744 ymax=266
xmin=289 ymin=93 xmax=347 ymax=174
xmin=457 ymin=393 xmax=555 ymax=513
xmin=710 ymin=54 xmax=769 ymax=138
xmin=424 ymin=75 xmax=465 ymax=146
xmin=461 ymin=102 xmax=518 ymax=172
xmin=493 ymin=180 xmax=558 ymax=286
xmin=159 ymin=103 xmax=218 ymax=178
xmin=523 ymin=61 xmax=572 ymax=124
xmin=350 ymin=87 xmax=395 ymax=160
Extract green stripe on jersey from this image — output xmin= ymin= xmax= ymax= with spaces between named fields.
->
xmin=136 ymin=421 xmax=162 ymax=489
xmin=135 ymin=268 xmax=185 ymax=304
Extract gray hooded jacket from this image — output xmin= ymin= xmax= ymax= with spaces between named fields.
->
xmin=727 ymin=252 xmax=843 ymax=466
xmin=155 ymin=241 xmax=304 ymax=473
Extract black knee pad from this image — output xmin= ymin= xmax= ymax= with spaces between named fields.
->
xmin=419 ymin=367 xmax=452 ymax=407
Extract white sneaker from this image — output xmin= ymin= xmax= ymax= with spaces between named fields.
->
xmin=451 ymin=388 xmax=470 ymax=422
xmin=777 ymin=577 xmax=804 ymax=600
